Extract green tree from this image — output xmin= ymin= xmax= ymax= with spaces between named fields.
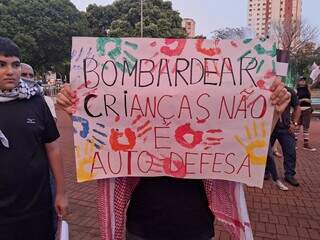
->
xmin=270 ymin=21 xmax=319 ymax=86
xmin=85 ymin=0 xmax=187 ymax=38
xmin=0 ymin=0 xmax=90 ymax=76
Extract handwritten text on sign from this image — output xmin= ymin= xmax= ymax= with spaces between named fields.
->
xmin=70 ymin=37 xmax=276 ymax=187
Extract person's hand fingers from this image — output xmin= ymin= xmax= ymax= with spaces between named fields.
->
xmin=269 ymin=76 xmax=281 ymax=92
xmin=62 ymin=206 xmax=69 ymax=216
xmin=270 ymin=79 xmax=285 ymax=105
xmin=58 ymin=105 xmax=76 ymax=115
xmin=60 ymin=84 xmax=77 ymax=103
xmin=56 ymin=99 xmax=76 ymax=115
xmin=277 ymin=89 xmax=290 ymax=106
xmin=56 ymin=92 xmax=73 ymax=107
xmin=55 ymin=204 xmax=62 ymax=217
xmin=274 ymin=91 xmax=291 ymax=113
xmin=55 ymin=198 xmax=69 ymax=217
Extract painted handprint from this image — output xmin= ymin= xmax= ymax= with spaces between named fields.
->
xmin=145 ymin=152 xmax=187 ymax=178
xmin=73 ymin=116 xmax=107 ymax=150
xmin=175 ymin=123 xmax=224 ymax=150
xmin=109 ymin=114 xmax=153 ymax=151
xmin=234 ymin=121 xmax=267 ymax=165
xmin=96 ymin=37 xmax=138 ymax=73
xmin=75 ymin=139 xmax=99 ymax=182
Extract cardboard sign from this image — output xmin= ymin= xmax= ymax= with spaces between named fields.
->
xmin=70 ymin=37 xmax=277 ymax=187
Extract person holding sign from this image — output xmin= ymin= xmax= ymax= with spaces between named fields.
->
xmin=0 ymin=37 xmax=68 ymax=240
xmin=57 ymin=73 xmax=290 ymax=240
xmin=268 ymin=86 xmax=301 ymax=187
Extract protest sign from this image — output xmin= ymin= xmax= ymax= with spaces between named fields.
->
xmin=70 ymin=37 xmax=277 ymax=187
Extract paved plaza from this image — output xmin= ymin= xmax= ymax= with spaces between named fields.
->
xmin=56 ymin=107 xmax=320 ymax=240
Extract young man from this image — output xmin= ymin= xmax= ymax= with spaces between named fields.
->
xmin=0 ymin=37 xmax=68 ymax=239
xmin=58 ymin=78 xmax=291 ymax=240
xmin=270 ymin=86 xmax=301 ymax=187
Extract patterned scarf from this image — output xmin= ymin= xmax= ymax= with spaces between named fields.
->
xmin=0 ymin=78 xmax=43 ymax=148
xmin=97 ymin=178 xmax=253 ymax=240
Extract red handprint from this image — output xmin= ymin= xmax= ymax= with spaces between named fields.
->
xmin=160 ymin=39 xmax=187 ymax=56
xmin=109 ymin=128 xmax=136 ymax=151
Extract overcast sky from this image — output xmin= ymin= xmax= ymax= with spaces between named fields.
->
xmin=71 ymin=0 xmax=320 ymax=40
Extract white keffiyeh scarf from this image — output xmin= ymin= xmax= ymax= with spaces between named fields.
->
xmin=0 ymin=78 xmax=43 ymax=148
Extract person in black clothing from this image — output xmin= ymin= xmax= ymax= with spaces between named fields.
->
xmin=296 ymin=77 xmax=316 ymax=151
xmin=268 ymin=87 xmax=301 ymax=187
xmin=0 ymin=37 xmax=68 ymax=240
xmin=57 ymin=65 xmax=292 ymax=240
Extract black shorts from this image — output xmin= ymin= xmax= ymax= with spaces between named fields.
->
xmin=299 ymin=108 xmax=312 ymax=129
xmin=0 ymin=212 xmax=54 ymax=240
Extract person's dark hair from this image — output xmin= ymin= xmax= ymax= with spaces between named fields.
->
xmin=0 ymin=37 xmax=20 ymax=59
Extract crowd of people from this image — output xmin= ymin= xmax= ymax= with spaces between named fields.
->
xmin=0 ymin=36 xmax=317 ymax=240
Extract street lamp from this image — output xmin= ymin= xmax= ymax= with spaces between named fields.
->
xmin=141 ymin=0 xmax=143 ymax=37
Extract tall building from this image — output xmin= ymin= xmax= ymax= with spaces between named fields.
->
xmin=247 ymin=0 xmax=302 ymax=37
xmin=182 ymin=18 xmax=196 ymax=38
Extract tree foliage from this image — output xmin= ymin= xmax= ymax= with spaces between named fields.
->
xmin=291 ymin=43 xmax=320 ymax=77
xmin=270 ymin=20 xmax=319 ymax=83
xmin=85 ymin=0 xmax=187 ymax=38
xmin=270 ymin=20 xmax=319 ymax=54
xmin=0 ymin=0 xmax=186 ymax=76
xmin=0 ymin=0 xmax=90 ymax=75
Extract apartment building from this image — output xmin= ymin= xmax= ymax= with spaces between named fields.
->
xmin=247 ymin=0 xmax=302 ymax=37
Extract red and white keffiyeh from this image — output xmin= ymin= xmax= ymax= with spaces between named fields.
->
xmin=97 ymin=178 xmax=253 ymax=240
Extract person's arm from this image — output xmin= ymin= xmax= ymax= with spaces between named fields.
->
xmin=45 ymin=141 xmax=68 ymax=217
xmin=292 ymin=105 xmax=301 ymax=124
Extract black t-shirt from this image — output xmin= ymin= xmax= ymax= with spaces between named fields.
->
xmin=0 ymin=95 xmax=59 ymax=224
xmin=297 ymin=86 xmax=312 ymax=107
xmin=276 ymin=87 xmax=299 ymax=129
xmin=126 ymin=177 xmax=214 ymax=240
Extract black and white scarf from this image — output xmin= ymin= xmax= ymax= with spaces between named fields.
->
xmin=0 ymin=79 xmax=43 ymax=148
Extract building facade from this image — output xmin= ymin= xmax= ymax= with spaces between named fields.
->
xmin=182 ymin=18 xmax=196 ymax=38
xmin=247 ymin=0 xmax=302 ymax=37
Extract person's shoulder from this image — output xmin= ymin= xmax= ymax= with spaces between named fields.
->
xmin=285 ymin=86 xmax=297 ymax=96
xmin=27 ymin=95 xmax=47 ymax=109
